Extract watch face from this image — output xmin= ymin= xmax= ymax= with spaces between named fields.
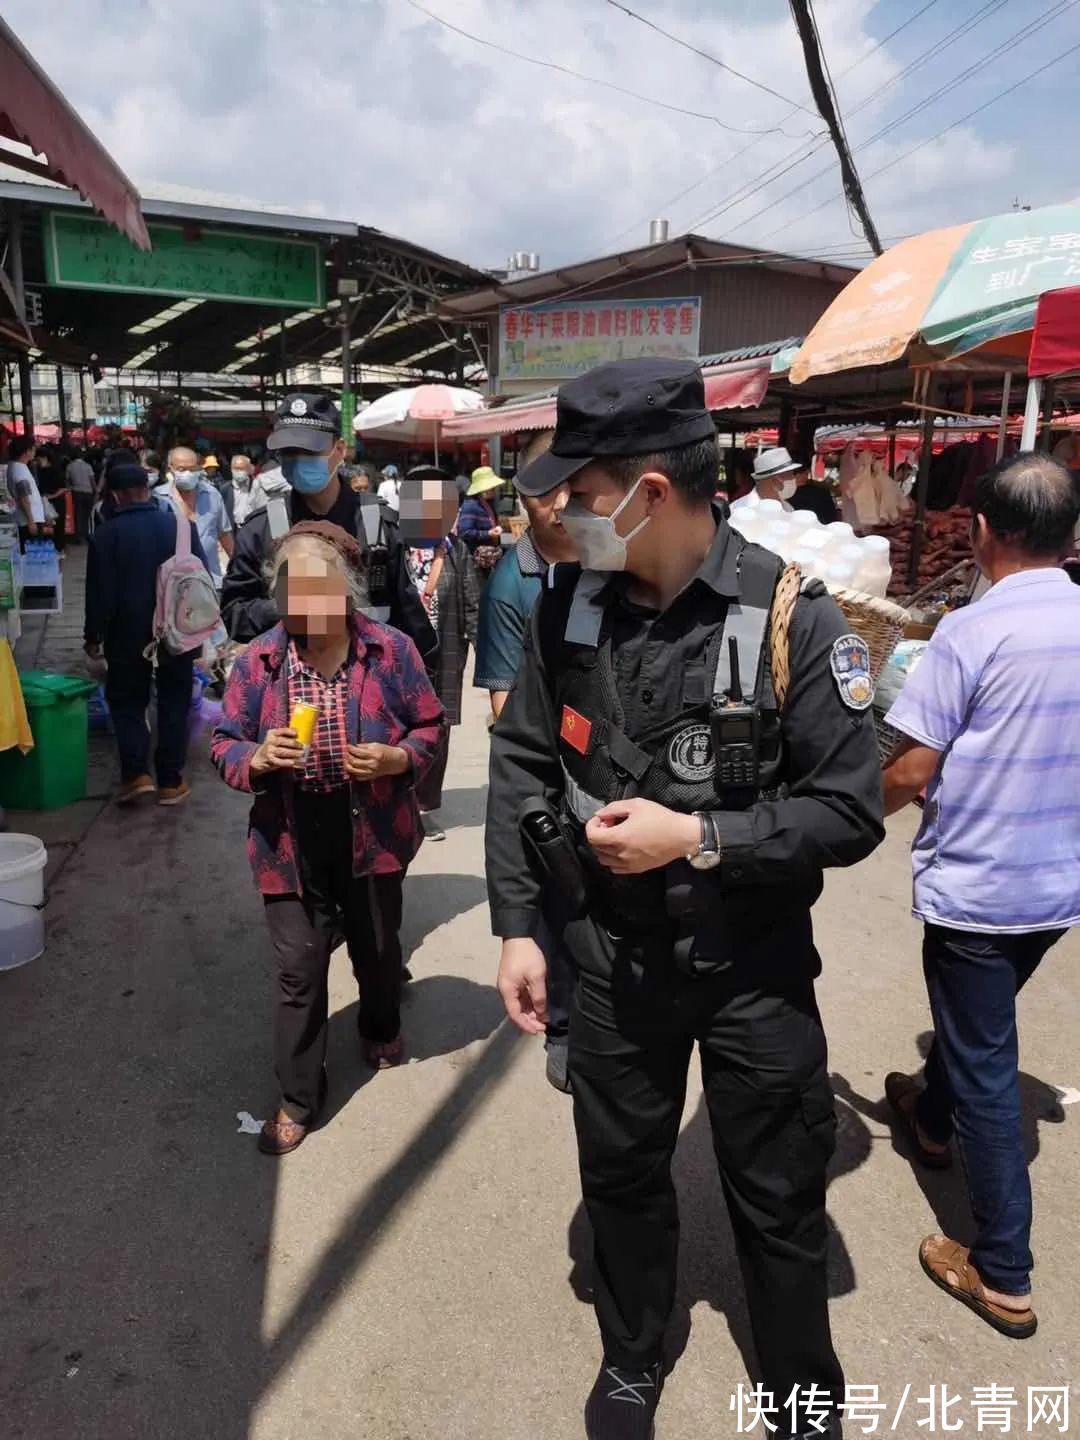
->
xmin=688 ymin=849 xmax=723 ymax=872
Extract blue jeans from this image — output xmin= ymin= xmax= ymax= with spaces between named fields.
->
xmin=915 ymin=922 xmax=1065 ymax=1294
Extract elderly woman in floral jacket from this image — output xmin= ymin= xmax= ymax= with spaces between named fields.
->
xmin=211 ymin=521 xmax=444 ymax=1156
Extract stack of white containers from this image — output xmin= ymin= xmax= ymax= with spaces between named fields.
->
xmin=728 ymin=500 xmax=893 ymax=599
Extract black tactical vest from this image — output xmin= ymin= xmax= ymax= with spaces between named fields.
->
xmin=541 ymin=542 xmax=787 ymax=928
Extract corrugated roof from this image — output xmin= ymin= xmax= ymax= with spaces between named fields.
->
xmin=440 ymin=236 xmax=859 ymax=319
xmin=697 ymin=336 xmax=804 ymax=366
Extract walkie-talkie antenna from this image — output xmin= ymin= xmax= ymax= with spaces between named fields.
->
xmin=728 ymin=636 xmax=743 ymax=703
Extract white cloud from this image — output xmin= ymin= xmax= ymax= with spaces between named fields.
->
xmin=2 ymin=0 xmax=1069 ymax=271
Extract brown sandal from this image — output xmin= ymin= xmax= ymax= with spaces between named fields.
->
xmin=258 ymin=1110 xmax=308 ymax=1156
xmin=885 ymin=1072 xmax=952 ymax=1170
xmin=919 ymin=1234 xmax=1037 ymax=1339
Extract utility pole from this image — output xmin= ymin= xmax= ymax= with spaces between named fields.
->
xmin=5 ymin=201 xmax=36 ymax=431
xmin=788 ymin=0 xmax=882 ymax=256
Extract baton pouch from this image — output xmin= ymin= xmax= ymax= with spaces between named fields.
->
xmin=517 ymin=797 xmax=588 ymax=918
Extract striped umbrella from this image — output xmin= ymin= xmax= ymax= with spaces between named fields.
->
xmin=791 ymin=201 xmax=1080 ymax=385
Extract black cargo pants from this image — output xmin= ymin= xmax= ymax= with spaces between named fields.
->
xmin=567 ymin=919 xmax=843 ymax=1426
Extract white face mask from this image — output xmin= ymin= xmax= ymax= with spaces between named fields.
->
xmin=780 ymin=478 xmax=797 ymax=502
xmin=558 ymin=477 xmax=650 ymax=573
xmin=171 ymin=469 xmax=200 ymax=492
xmin=231 ymin=468 xmax=250 ymax=485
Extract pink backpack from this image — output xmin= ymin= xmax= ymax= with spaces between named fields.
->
xmin=144 ymin=499 xmax=221 ymax=664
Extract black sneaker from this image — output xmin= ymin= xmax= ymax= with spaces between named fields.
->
xmin=585 ymin=1361 xmax=663 ymax=1440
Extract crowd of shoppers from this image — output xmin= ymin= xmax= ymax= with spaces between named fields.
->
xmin=8 ymin=363 xmax=1069 ymax=1439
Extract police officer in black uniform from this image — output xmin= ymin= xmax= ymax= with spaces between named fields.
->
xmin=221 ymin=393 xmax=438 ymax=667
xmin=486 ymin=359 xmax=884 ymax=1440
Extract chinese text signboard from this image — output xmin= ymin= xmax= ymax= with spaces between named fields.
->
xmin=43 ymin=212 xmax=325 ymax=309
xmin=499 ymin=297 xmax=701 ymax=380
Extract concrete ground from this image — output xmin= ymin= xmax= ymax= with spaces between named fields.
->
xmin=1 ymin=558 xmax=1078 ymax=1439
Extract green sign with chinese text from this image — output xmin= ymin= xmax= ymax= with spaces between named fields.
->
xmin=43 ymin=212 xmax=325 ymax=309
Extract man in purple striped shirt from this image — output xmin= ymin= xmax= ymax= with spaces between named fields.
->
xmin=881 ymin=451 xmax=1080 ymax=1340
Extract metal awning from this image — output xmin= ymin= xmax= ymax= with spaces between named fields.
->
xmin=442 ymin=357 xmax=774 ymax=440
xmin=0 ymin=16 xmax=149 ymax=248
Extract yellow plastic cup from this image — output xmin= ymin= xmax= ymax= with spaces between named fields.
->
xmin=289 ymin=702 xmax=318 ymax=759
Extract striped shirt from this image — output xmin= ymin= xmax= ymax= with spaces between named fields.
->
xmin=287 ymin=641 xmax=350 ymax=793
xmin=887 ymin=567 xmax=1080 ymax=933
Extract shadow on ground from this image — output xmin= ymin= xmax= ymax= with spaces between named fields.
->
xmin=0 ymin=770 xmax=511 ymax=1440
xmin=566 ymin=1086 xmax=871 ymax=1384
xmin=400 ymin=870 xmax=489 ymax=958
xmin=322 ymin=973 xmax=507 ymax=1125
xmin=832 ymin=1029 xmax=1068 ymax=1248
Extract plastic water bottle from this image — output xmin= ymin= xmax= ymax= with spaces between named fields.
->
xmin=728 ymin=505 xmax=760 ymax=544
xmin=854 ymin=534 xmax=893 ymax=597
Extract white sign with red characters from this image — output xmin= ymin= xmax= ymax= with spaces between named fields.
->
xmin=499 ymin=297 xmax=702 ymax=380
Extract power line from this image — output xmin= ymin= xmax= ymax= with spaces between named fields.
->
xmin=788 ymin=0 xmax=882 ymax=253
xmin=604 ymin=0 xmax=818 ymax=116
xmin=679 ymin=0 xmax=1009 ymax=235
xmin=685 ymin=0 xmax=1066 ymax=239
xmin=402 ymin=0 xmax=813 ymax=136
xmin=607 ymin=0 xmax=946 ymax=246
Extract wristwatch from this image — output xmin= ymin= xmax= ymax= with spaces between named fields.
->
xmin=687 ymin=811 xmax=723 ymax=871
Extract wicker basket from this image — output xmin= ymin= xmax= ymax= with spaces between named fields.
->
xmin=829 ymin=586 xmax=910 ymax=684
xmin=771 ymin=566 xmax=909 ymax=710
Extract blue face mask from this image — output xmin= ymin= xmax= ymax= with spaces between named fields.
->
xmin=283 ymin=455 xmax=331 ymax=495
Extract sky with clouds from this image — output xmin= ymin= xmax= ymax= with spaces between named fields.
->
xmin=6 ymin=0 xmax=1076 ymax=274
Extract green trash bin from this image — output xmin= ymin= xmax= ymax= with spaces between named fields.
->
xmin=0 ymin=672 xmax=99 ymax=811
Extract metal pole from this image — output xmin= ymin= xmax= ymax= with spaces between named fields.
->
xmin=995 ymin=371 xmax=1012 ymax=461
xmin=78 ymin=366 xmax=88 ymax=438
xmin=6 ymin=201 xmax=35 ymax=434
xmin=1020 ymin=376 xmax=1043 ymax=451
xmin=280 ymin=328 xmax=288 ymax=395
xmin=907 ymin=379 xmax=937 ymax=591
xmin=1039 ymin=378 xmax=1055 ymax=453
xmin=56 ymin=365 xmax=69 ymax=439
xmin=340 ymin=307 xmax=353 ymax=445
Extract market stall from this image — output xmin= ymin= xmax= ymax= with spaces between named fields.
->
xmin=791 ymin=201 xmax=1080 ymax=590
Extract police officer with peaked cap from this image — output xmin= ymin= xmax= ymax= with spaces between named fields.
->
xmin=221 ymin=392 xmax=437 ymax=667
xmin=485 ymin=358 xmax=884 ymax=1440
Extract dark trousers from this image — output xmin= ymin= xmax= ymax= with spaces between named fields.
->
xmin=536 ymin=912 xmax=573 ymax=1043
xmin=915 ymin=922 xmax=1065 ymax=1294
xmin=105 ymin=648 xmax=194 ymax=787
xmin=568 ymin=924 xmax=841 ymax=1425
xmin=263 ymin=789 xmax=405 ymax=1125
xmin=74 ymin=491 xmax=95 ymax=541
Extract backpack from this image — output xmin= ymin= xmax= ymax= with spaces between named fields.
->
xmin=144 ymin=499 xmax=222 ymax=664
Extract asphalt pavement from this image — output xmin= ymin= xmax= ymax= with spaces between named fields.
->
xmin=1 ymin=572 xmax=1078 ymax=1439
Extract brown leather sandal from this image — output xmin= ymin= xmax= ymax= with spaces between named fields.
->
xmin=885 ymin=1072 xmax=952 ymax=1169
xmin=919 ymin=1234 xmax=1037 ymax=1339
xmin=258 ymin=1110 xmax=308 ymax=1156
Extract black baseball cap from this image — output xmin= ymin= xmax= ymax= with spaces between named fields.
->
xmin=105 ymin=461 xmax=150 ymax=491
xmin=266 ymin=393 xmax=340 ymax=453
xmin=515 ymin=358 xmax=716 ymax=498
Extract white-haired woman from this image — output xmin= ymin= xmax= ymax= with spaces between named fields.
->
xmin=211 ymin=521 xmax=444 ymax=1155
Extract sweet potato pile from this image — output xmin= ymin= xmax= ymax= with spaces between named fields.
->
xmin=869 ymin=506 xmax=971 ymax=597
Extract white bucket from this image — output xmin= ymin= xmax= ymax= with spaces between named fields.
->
xmin=0 ymin=833 xmax=48 ymax=971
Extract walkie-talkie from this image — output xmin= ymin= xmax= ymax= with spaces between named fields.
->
xmin=709 ymin=635 xmax=761 ymax=789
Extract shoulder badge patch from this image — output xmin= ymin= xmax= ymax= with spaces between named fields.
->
xmin=668 ymin=723 xmax=715 ymax=782
xmin=830 ymin=634 xmax=874 ymax=711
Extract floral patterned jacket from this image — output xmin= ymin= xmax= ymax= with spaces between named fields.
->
xmin=211 ymin=616 xmax=445 ymax=894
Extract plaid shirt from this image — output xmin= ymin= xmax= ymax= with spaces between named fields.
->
xmin=211 ymin=615 xmax=445 ymax=893
xmin=287 ymin=640 xmax=350 ymax=792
